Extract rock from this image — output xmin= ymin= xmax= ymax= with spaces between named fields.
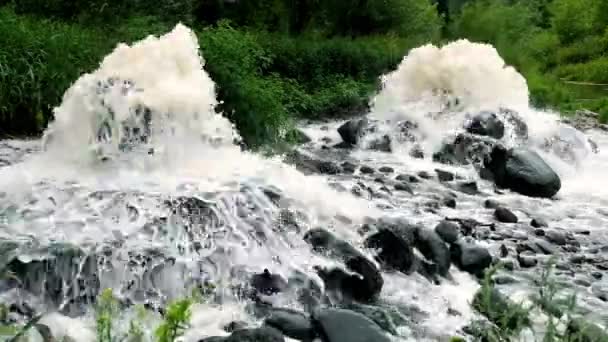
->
xmin=200 ymin=327 xmax=285 ymax=342
xmin=367 ymin=135 xmax=392 ymax=152
xmin=378 ymin=166 xmax=394 ymax=173
xmin=338 ymin=119 xmax=369 ymax=146
xmin=530 ymin=218 xmax=548 ymax=228
xmin=250 ymin=269 xmax=288 ymax=297
xmin=264 ymin=308 xmax=316 ymax=341
xmin=313 ymin=308 xmax=391 ymax=342
xmin=517 ymin=254 xmax=538 ymax=268
xmin=433 ymin=133 xmax=496 ymax=166
xmin=454 ymin=181 xmax=479 ymax=195
xmin=484 ymin=199 xmax=501 ymax=209
xmin=342 ymin=304 xmax=400 ymax=335
xmin=223 ymin=321 xmax=249 ymax=332
xmin=395 ymin=174 xmax=419 ymax=183
xmin=284 ymin=150 xmax=342 ymax=175
xmin=494 ymin=207 xmax=518 ymax=223
xmin=450 ymin=241 xmax=492 ymax=277
xmin=435 ymin=169 xmax=455 ymax=182
xmin=443 ymin=197 xmax=457 ymax=208
xmin=415 ymin=229 xmax=451 ymax=276
xmin=294 ymin=129 xmax=312 ymax=144
xmin=493 ymin=274 xmax=518 ymax=284
xmin=544 ymin=229 xmax=567 ymax=246
xmin=409 ymin=145 xmax=425 ymax=159
xmin=315 ymin=255 xmax=383 ymax=303
xmin=341 ymin=162 xmax=357 ymax=174
xmin=466 ymin=111 xmax=505 ymax=139
xmin=499 ymin=108 xmax=529 ymax=140
xmin=483 ymin=146 xmax=561 ymax=198
xmin=394 ymin=182 xmax=414 ymax=194
xmin=364 ymin=229 xmax=415 ymax=274
xmin=434 ymin=221 xmax=460 ymax=244
xmin=303 ymin=229 xmax=360 ymax=261
xmin=359 ymin=166 xmax=375 ymax=174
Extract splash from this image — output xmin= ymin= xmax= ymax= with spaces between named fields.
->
xmin=42 ymin=24 xmax=240 ymax=164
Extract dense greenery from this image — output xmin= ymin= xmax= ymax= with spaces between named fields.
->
xmin=0 ymin=0 xmax=606 ymax=144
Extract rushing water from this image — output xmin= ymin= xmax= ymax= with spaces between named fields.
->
xmin=0 ymin=26 xmax=606 ymax=341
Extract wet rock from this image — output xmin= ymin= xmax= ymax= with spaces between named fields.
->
xmin=378 ymin=166 xmax=394 ymax=173
xmin=434 ymin=221 xmax=460 ymax=244
xmin=435 ymin=169 xmax=455 ymax=182
xmin=364 ymin=229 xmax=415 ymax=274
xmin=533 ymin=239 xmax=559 ymax=255
xmin=303 ymin=229 xmax=360 ymax=261
xmin=483 ymin=145 xmax=561 ymax=198
xmin=415 ymin=229 xmax=451 ymax=276
xmin=315 ymin=255 xmax=383 ymax=303
xmin=200 ymin=326 xmax=285 ymax=342
xmin=443 ymin=197 xmax=457 ymax=208
xmin=530 ymin=218 xmax=548 ymax=228
xmin=500 ymin=244 xmax=509 ymax=257
xmin=341 ymin=161 xmax=357 ymax=174
xmin=394 ymin=182 xmax=414 ymax=194
xmin=591 ymin=272 xmax=603 ymax=280
xmin=409 ymin=145 xmax=425 ymax=159
xmin=250 ymin=269 xmax=288 ymax=297
xmin=494 ymin=207 xmax=518 ymax=223
xmin=294 ymin=129 xmax=312 ymax=144
xmin=484 ymin=199 xmax=501 ymax=209
xmin=450 ymin=240 xmax=492 ymax=277
xmin=517 ymin=254 xmax=538 ymax=268
xmin=223 ymin=321 xmax=249 ymax=332
xmin=544 ymin=229 xmax=567 ymax=246
xmin=500 ymin=108 xmax=529 ymax=140
xmin=418 ymin=171 xmax=432 ymax=179
xmin=534 ymin=229 xmax=546 ymax=236
xmin=433 ymin=133 xmax=496 ymax=166
xmin=284 ymin=150 xmax=342 ymax=175
xmin=359 ymin=165 xmax=375 ymax=174
xmin=342 ymin=303 xmax=400 ymax=335
xmin=454 ymin=181 xmax=479 ymax=195
xmin=493 ymin=274 xmax=518 ymax=284
xmin=338 ymin=118 xmax=369 ymax=146
xmin=395 ymin=174 xmax=419 ymax=183
xmin=466 ymin=111 xmax=505 ymax=139
xmin=313 ymin=308 xmax=391 ymax=342
xmin=264 ymin=308 xmax=316 ymax=341
xmin=367 ymin=135 xmax=392 ymax=152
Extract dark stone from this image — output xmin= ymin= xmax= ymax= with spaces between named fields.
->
xmin=224 ymin=321 xmax=249 ymax=333
xmin=284 ymin=150 xmax=342 ymax=175
xmin=483 ymin=146 xmax=561 ymax=198
xmin=494 ymin=207 xmax=518 ymax=223
xmin=364 ymin=229 xmax=415 ymax=274
xmin=544 ymin=230 xmax=567 ymax=246
xmin=533 ymin=239 xmax=559 ymax=255
xmin=313 ymin=308 xmax=391 ymax=342
xmin=338 ymin=119 xmax=369 ymax=146
xmin=250 ymin=269 xmax=288 ymax=296
xmin=433 ymin=133 xmax=496 ymax=166
xmin=367 ymin=135 xmax=392 ymax=152
xmin=415 ymin=229 xmax=451 ymax=276
xmin=493 ymin=274 xmax=518 ymax=284
xmin=534 ymin=229 xmax=545 ymax=236
xmin=466 ymin=111 xmax=505 ymax=139
xmin=518 ymin=254 xmax=538 ymax=268
xmin=303 ymin=229 xmax=360 ymax=261
xmin=341 ymin=162 xmax=357 ymax=174
xmin=435 ymin=169 xmax=455 ymax=182
xmin=500 ymin=244 xmax=509 ymax=257
xmin=378 ymin=166 xmax=394 ymax=173
xmin=359 ymin=166 xmax=375 ymax=174
xmin=455 ymin=181 xmax=479 ymax=195
xmin=342 ymin=303 xmax=400 ymax=335
xmin=530 ymin=218 xmax=548 ymax=228
xmin=450 ymin=241 xmax=492 ymax=277
xmin=409 ymin=145 xmax=425 ymax=159
xmin=484 ymin=199 xmax=501 ymax=209
xmin=395 ymin=174 xmax=419 ymax=183
xmin=200 ymin=327 xmax=285 ymax=342
xmin=443 ymin=197 xmax=457 ymax=208
xmin=264 ymin=308 xmax=316 ymax=341
xmin=435 ymin=220 xmax=460 ymax=244
xmin=315 ymin=255 xmax=384 ymax=303
xmin=418 ymin=171 xmax=432 ymax=179
xmin=394 ymin=182 xmax=414 ymax=194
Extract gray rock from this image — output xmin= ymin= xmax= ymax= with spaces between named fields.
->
xmin=494 ymin=207 xmax=518 ymax=223
xmin=544 ymin=229 xmax=567 ymax=246
xmin=313 ymin=308 xmax=391 ymax=342
xmin=435 ymin=169 xmax=455 ymax=182
xmin=338 ymin=119 xmax=369 ymax=146
xmin=435 ymin=221 xmax=460 ymax=244
xmin=466 ymin=111 xmax=505 ymax=139
xmin=518 ymin=254 xmax=538 ymax=268
xmin=450 ymin=240 xmax=492 ymax=277
xmin=530 ymin=218 xmax=548 ymax=228
xmin=264 ymin=308 xmax=316 ymax=341
xmin=200 ymin=327 xmax=285 ymax=342
xmin=378 ymin=166 xmax=394 ymax=173
xmin=360 ymin=165 xmax=375 ymax=174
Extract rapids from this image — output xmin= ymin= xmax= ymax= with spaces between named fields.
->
xmin=0 ymin=25 xmax=607 ymax=342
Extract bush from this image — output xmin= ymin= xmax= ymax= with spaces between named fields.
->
xmin=0 ymin=7 xmax=112 ymax=136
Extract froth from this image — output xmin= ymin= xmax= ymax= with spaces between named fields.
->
xmin=43 ymin=24 xmax=239 ymax=160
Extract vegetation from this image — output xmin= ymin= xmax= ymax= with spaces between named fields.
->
xmin=0 ymin=0 xmax=606 ymax=144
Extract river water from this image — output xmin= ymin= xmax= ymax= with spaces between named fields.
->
xmin=0 ymin=25 xmax=606 ymax=341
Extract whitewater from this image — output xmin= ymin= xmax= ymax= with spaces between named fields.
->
xmin=0 ymin=24 xmax=607 ymax=341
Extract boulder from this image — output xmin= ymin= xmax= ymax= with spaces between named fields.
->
xmin=250 ymin=269 xmax=288 ymax=297
xmin=434 ymin=220 xmax=460 ymax=244
xmin=264 ymin=308 xmax=316 ymax=341
xmin=450 ymin=240 xmax=492 ymax=277
xmin=466 ymin=111 xmax=505 ymax=139
xmin=414 ymin=229 xmax=451 ymax=277
xmin=200 ymin=327 xmax=285 ymax=342
xmin=312 ymin=308 xmax=391 ymax=342
xmin=364 ymin=229 xmax=416 ymax=273
xmin=433 ymin=133 xmax=496 ymax=166
xmin=494 ymin=207 xmax=518 ymax=223
xmin=338 ymin=119 xmax=369 ymax=146
xmin=483 ymin=146 xmax=561 ymax=198
xmin=315 ymin=256 xmax=383 ymax=303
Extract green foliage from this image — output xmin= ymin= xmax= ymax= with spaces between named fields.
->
xmin=154 ymin=298 xmax=192 ymax=342
xmin=96 ymin=288 xmax=119 ymax=342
